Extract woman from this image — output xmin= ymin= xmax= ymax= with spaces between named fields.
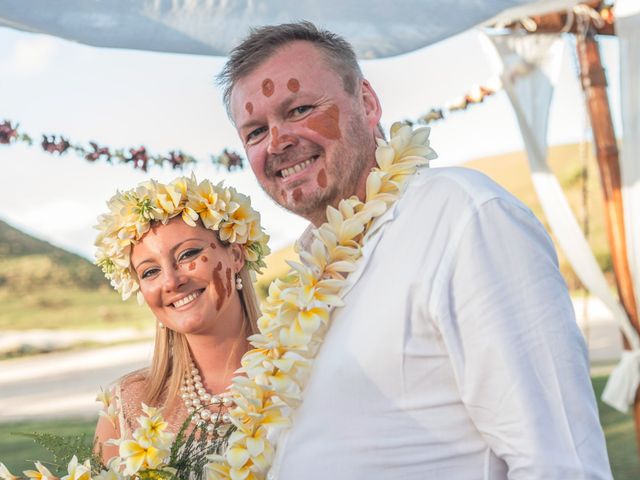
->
xmin=93 ymin=175 xmax=269 ymax=462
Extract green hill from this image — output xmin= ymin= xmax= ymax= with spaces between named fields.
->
xmin=0 ymin=219 xmax=107 ymax=292
xmin=0 ymin=219 xmax=152 ymax=332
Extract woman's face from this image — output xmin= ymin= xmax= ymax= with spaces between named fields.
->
xmin=130 ymin=217 xmax=245 ymax=336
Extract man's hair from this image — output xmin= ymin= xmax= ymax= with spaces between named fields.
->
xmin=218 ymin=21 xmax=363 ymax=116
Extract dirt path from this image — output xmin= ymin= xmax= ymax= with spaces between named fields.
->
xmin=0 ymin=342 xmax=152 ymax=423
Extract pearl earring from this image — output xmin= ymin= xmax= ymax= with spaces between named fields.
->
xmin=159 ymin=322 xmax=165 ymax=329
xmin=235 ymin=275 xmax=243 ymax=290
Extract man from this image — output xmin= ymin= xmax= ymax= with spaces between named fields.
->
xmin=219 ymin=22 xmax=612 ymax=479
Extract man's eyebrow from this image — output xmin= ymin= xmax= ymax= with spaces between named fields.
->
xmin=237 ymin=95 xmax=303 ymax=131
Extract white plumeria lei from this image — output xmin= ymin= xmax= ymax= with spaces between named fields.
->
xmin=94 ymin=174 xmax=270 ymax=302
xmin=206 ymin=123 xmax=437 ymax=480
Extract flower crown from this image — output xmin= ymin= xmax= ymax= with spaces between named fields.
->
xmin=94 ymin=174 xmax=270 ymax=301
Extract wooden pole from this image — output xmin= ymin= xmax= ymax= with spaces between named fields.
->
xmin=576 ymin=29 xmax=640 ymax=454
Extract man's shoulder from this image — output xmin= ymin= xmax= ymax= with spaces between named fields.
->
xmin=407 ymin=166 xmax=526 ymax=212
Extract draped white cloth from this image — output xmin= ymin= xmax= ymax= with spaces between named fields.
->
xmin=486 ymin=32 xmax=634 ymax=340
xmin=0 ymin=0 xmax=578 ymax=59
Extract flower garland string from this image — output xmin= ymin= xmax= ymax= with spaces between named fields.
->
xmin=206 ymin=123 xmax=437 ymax=480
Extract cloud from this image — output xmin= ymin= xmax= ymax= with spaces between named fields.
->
xmin=4 ymin=35 xmax=58 ymax=76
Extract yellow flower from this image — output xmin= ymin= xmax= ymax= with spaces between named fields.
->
xmin=119 ymin=438 xmax=169 ymax=476
xmin=96 ymin=388 xmax=118 ymax=428
xmin=93 ymin=468 xmax=121 ymax=480
xmin=23 ymin=462 xmax=57 ymax=480
xmin=0 ymin=463 xmax=21 ymax=480
xmin=60 ymin=457 xmax=91 ymax=480
xmin=134 ymin=404 xmax=173 ymax=448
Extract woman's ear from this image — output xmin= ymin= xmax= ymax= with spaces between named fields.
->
xmin=230 ymin=244 xmax=245 ymax=272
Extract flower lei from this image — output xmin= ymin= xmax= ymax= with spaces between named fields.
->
xmin=206 ymin=123 xmax=437 ymax=479
xmin=94 ymin=175 xmax=270 ymax=302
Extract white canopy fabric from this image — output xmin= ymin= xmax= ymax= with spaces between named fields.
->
xmin=0 ymin=0 xmax=578 ymax=59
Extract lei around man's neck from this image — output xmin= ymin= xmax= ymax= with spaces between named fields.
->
xmin=206 ymin=122 xmax=437 ymax=480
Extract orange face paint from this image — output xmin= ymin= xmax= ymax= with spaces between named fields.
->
xmin=188 ymin=261 xmax=196 ymax=271
xmin=210 ymin=242 xmax=217 ymax=250
xmin=213 ymin=262 xmax=225 ymax=310
xmin=271 ymin=126 xmax=280 ymax=150
xmin=306 ymin=105 xmax=341 ymax=140
xmin=262 ymin=78 xmax=275 ymax=97
xmin=293 ymin=188 xmax=302 ymax=202
xmin=317 ymin=168 xmax=327 ymax=188
xmin=245 ymin=102 xmax=253 ymax=114
xmin=201 ymin=255 xmax=208 ymax=263
xmin=287 ymin=78 xmax=300 ymax=93
xmin=225 ymin=268 xmax=232 ymax=298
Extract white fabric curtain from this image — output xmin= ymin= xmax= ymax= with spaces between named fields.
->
xmin=485 ymin=30 xmax=640 ymax=413
xmin=484 ymin=32 xmax=633 ymax=347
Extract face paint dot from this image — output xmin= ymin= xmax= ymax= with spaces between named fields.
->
xmin=293 ymin=188 xmax=302 ymax=202
xmin=210 ymin=242 xmax=217 ymax=249
xmin=201 ymin=255 xmax=208 ymax=263
xmin=306 ymin=104 xmax=341 ymax=140
xmin=317 ymin=168 xmax=327 ymax=188
xmin=188 ymin=261 xmax=196 ymax=271
xmin=287 ymin=78 xmax=300 ymax=93
xmin=262 ymin=78 xmax=275 ymax=97
xmin=245 ymin=102 xmax=253 ymax=114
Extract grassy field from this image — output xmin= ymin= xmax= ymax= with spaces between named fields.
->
xmin=0 ymin=376 xmax=637 ymax=478
xmin=0 ymin=288 xmax=153 ymax=331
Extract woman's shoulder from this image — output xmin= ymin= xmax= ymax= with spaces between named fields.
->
xmin=112 ymin=369 xmax=150 ymax=436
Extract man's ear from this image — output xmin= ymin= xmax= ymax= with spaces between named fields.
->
xmin=361 ymin=79 xmax=382 ymax=130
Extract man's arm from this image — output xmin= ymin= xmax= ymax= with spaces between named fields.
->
xmin=433 ymin=197 xmax=612 ymax=479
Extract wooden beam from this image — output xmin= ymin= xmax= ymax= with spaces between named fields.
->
xmin=576 ymin=30 xmax=640 ymax=454
xmin=502 ymin=2 xmax=615 ymax=36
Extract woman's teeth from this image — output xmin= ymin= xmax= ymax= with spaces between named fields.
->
xmin=173 ymin=290 xmax=202 ymax=308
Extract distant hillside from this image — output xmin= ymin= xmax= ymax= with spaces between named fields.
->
xmin=0 ymin=219 xmax=107 ymax=292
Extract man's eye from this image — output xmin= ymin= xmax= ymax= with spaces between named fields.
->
xmin=291 ymin=105 xmax=313 ymax=117
xmin=246 ymin=127 xmax=267 ymax=144
xmin=178 ymin=248 xmax=202 ymax=262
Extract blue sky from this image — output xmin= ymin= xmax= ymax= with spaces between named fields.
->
xmin=0 ymin=26 xmax=621 ymax=259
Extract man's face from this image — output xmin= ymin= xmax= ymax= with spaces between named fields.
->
xmin=230 ymin=41 xmax=381 ymax=224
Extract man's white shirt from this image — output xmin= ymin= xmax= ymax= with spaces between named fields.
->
xmin=268 ymin=166 xmax=612 ymax=480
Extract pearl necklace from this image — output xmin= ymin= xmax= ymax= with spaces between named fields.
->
xmin=180 ymin=361 xmax=235 ymax=436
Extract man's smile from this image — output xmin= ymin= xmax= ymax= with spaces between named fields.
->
xmin=278 ymin=155 xmax=320 ymax=179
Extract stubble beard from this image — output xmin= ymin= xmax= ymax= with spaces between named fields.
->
xmin=284 ymin=116 xmax=375 ymax=225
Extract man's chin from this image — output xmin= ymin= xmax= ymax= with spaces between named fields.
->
xmin=281 ymin=186 xmax=339 ymax=223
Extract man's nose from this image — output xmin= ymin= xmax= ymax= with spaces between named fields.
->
xmin=267 ymin=125 xmax=299 ymax=155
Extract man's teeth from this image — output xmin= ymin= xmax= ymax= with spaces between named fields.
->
xmin=281 ymin=158 xmax=315 ymax=178
xmin=173 ymin=290 xmax=202 ymax=308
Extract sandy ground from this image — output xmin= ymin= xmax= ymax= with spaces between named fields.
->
xmin=0 ymin=297 xmax=626 ymax=423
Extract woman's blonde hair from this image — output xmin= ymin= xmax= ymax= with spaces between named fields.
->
xmin=144 ymin=265 xmax=260 ymax=407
